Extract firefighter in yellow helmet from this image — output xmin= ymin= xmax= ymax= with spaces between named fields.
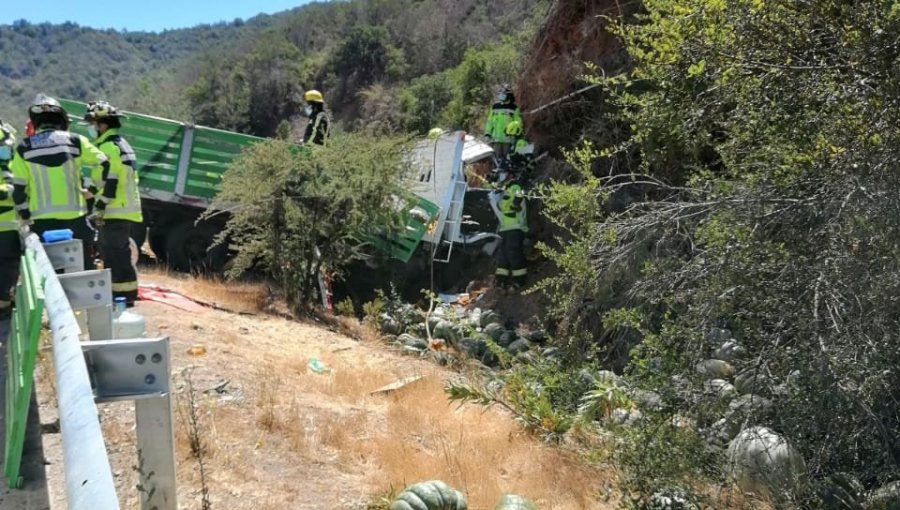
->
xmin=0 ymin=123 xmax=19 ymax=320
xmin=84 ymin=101 xmax=143 ymax=306
xmin=302 ymin=90 xmax=330 ymax=146
xmin=10 ymin=94 xmax=110 ymax=270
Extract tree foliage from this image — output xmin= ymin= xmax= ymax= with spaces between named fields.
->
xmin=0 ymin=0 xmax=547 ymax=135
xmin=209 ymin=135 xmax=409 ymax=310
xmin=534 ymin=0 xmax=900 ymax=503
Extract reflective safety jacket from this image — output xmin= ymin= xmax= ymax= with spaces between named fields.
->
xmin=0 ymin=163 xmax=17 ymax=233
xmin=483 ymin=101 xmax=523 ymax=144
xmin=0 ymin=128 xmax=18 ymax=232
xmin=10 ymin=129 xmax=109 ymax=221
xmin=490 ymin=181 xmax=528 ymax=232
xmin=93 ymin=128 xmax=143 ymax=222
xmin=303 ymin=107 xmax=330 ymax=146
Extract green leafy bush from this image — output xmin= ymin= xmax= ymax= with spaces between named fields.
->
xmin=533 ymin=0 xmax=900 ymax=503
xmin=210 ymin=135 xmax=409 ymax=310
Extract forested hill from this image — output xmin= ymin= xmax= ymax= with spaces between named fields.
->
xmin=0 ymin=16 xmax=268 ymax=125
xmin=0 ymin=0 xmax=547 ymax=136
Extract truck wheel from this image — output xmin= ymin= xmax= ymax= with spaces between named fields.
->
xmin=166 ymin=221 xmax=228 ymax=273
xmin=148 ymin=230 xmax=168 ymax=263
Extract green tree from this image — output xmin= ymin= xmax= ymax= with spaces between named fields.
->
xmin=210 ymin=135 xmax=409 ymax=309
xmin=243 ymin=31 xmax=303 ymax=136
xmin=538 ymin=0 xmax=900 ymax=502
xmin=332 ymin=25 xmax=393 ymax=87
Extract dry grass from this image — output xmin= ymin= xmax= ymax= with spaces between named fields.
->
xmin=357 ymin=377 xmax=613 ymax=510
xmin=240 ymin=356 xmax=614 ymax=509
xmin=139 ymin=266 xmax=268 ymax=315
xmin=50 ymin=271 xmax=618 ymax=509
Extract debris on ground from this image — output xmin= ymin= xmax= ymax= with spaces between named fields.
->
xmin=370 ymin=376 xmax=424 ymax=396
xmin=307 ymin=357 xmax=330 ymax=374
xmin=186 ymin=344 xmax=207 ymax=356
xmin=138 ymin=284 xmax=209 ymax=312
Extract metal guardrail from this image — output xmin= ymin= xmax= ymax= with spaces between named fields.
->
xmin=3 ymin=233 xmax=177 ymax=510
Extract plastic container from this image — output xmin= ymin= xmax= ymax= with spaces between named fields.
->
xmin=113 ymin=297 xmax=146 ymax=338
xmin=41 ymin=229 xmax=74 ymax=244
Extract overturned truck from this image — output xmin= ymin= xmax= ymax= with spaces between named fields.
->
xmin=59 ymin=99 xmax=500 ymax=275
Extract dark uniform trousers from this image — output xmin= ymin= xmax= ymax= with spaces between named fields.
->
xmin=496 ymin=229 xmax=527 ymax=286
xmin=0 ymin=230 xmax=20 ymax=309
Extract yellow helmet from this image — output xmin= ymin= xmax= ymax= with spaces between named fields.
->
xmin=428 ymin=127 xmax=445 ymax=139
xmin=505 ymin=120 xmax=523 ymax=137
xmin=304 ymin=90 xmax=325 ymax=103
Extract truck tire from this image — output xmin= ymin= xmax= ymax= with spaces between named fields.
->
xmin=148 ymin=230 xmax=168 ymax=263
xmin=165 ymin=221 xmax=228 ymax=273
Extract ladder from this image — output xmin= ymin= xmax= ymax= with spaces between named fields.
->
xmin=432 ymin=178 xmax=469 ymax=263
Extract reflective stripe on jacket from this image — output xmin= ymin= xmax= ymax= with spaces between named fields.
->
xmin=94 ymin=129 xmax=143 ymax=222
xmin=11 ymin=130 xmax=108 ymax=220
xmin=490 ymin=182 xmax=528 ymax=232
xmin=483 ymin=103 xmax=523 ymax=144
xmin=0 ymin=165 xmax=17 ymax=232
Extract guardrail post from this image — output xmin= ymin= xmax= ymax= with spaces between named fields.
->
xmin=58 ymin=269 xmax=113 ymax=341
xmin=82 ymin=337 xmax=177 ymax=510
xmin=42 ymin=238 xmax=84 ymax=273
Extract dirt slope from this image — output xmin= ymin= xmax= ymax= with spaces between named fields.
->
xmin=34 ymin=272 xmax=614 ymax=510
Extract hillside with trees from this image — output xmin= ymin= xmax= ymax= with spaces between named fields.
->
xmin=0 ymin=0 xmax=545 ymax=135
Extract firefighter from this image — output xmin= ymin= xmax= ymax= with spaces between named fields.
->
xmin=302 ymin=90 xmax=330 ymax=146
xmin=503 ymin=120 xmax=536 ymax=181
xmin=0 ymin=124 xmax=19 ymax=320
xmin=11 ymin=94 xmax=109 ymax=270
xmin=84 ymin=101 xmax=142 ymax=306
xmin=483 ymin=84 xmax=523 ymax=160
xmin=489 ymin=172 xmax=528 ymax=291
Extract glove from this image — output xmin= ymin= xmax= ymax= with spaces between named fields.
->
xmin=94 ymin=199 xmax=107 ymax=212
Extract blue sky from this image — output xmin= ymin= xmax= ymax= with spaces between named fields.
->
xmin=8 ymin=1 xmax=315 ymax=32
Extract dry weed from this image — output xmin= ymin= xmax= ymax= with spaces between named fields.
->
xmin=140 ymin=266 xmax=267 ymax=314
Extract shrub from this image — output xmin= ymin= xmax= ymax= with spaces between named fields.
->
xmin=210 ymin=135 xmax=410 ymax=311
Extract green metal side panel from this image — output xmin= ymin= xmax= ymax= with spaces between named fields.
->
xmin=59 ymin=99 xmax=264 ymax=201
xmin=60 ymin=99 xmax=185 ymax=195
xmin=4 ymin=250 xmax=45 ymax=489
xmin=366 ymin=195 xmax=441 ymax=263
xmin=186 ymin=127 xmax=262 ymax=199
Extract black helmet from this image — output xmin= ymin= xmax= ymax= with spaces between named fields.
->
xmin=84 ymin=101 xmax=126 ymax=122
xmin=28 ymin=93 xmax=69 ymax=130
xmin=496 ymin=84 xmax=514 ymax=103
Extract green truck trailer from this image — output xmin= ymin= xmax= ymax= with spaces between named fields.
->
xmin=58 ymin=99 xmax=497 ymax=272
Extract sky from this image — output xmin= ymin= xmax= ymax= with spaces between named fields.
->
xmin=7 ymin=0 xmax=315 ymax=32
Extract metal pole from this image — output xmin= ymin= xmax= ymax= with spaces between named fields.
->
xmin=24 ymin=234 xmax=120 ymax=510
